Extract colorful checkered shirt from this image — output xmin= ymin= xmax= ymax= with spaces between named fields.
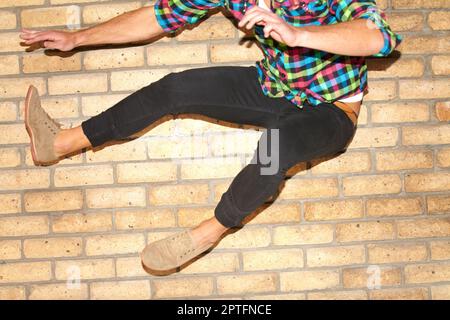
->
xmin=153 ymin=0 xmax=402 ymax=107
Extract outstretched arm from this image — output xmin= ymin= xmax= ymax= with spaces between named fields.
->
xmin=20 ymin=6 xmax=164 ymax=52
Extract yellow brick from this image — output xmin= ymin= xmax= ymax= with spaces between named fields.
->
xmin=115 ymin=209 xmax=176 ymax=230
xmin=376 ymin=149 xmax=433 ymax=171
xmin=90 ymin=280 xmax=150 ymax=300
xmin=83 ymin=2 xmax=141 ymax=24
xmin=52 ymin=212 xmax=112 ymax=233
xmin=0 ymin=169 xmax=50 ymax=190
xmin=393 ymin=0 xmax=450 ymax=9
xmin=363 ymin=80 xmax=397 ymax=101
xmin=24 ymin=237 xmax=82 ymax=258
xmin=217 ymin=227 xmax=271 ymax=249
xmin=399 ymin=35 xmax=450 ymax=54
xmin=427 ymin=195 xmax=450 ymax=214
xmin=244 ymin=203 xmax=301 ymax=225
xmin=21 ymin=6 xmax=80 ymax=28
xmin=307 ymin=245 xmax=365 ymax=267
xmin=177 ymin=207 xmax=214 ymax=227
xmin=22 ymin=52 xmax=81 ymax=73
xmin=177 ymin=17 xmax=236 ymax=41
xmin=310 ymin=151 xmax=371 ymax=174
xmin=0 ymin=240 xmax=21 ymax=260
xmin=0 ymin=262 xmax=51 ymax=283
xmin=0 ymin=102 xmax=17 ymax=121
xmin=368 ymin=243 xmax=427 ymax=264
xmin=208 ymin=130 xmax=260 ymax=157
xmin=0 ymin=286 xmax=25 ymax=300
xmin=84 ymin=47 xmax=144 ymax=70
xmin=350 ymin=128 xmax=399 ymax=149
xmin=370 ymin=288 xmax=429 ymax=300
xmin=367 ymin=57 xmax=424 ymax=78
xmin=54 ymin=165 xmax=113 ymax=187
xmin=432 ymin=285 xmax=450 ymax=299
xmin=115 ymin=256 xmax=148 ymax=278
xmin=29 ymin=283 xmax=88 ymax=300
xmin=86 ymin=187 xmax=146 ymax=209
xmin=388 ymin=13 xmax=424 ymax=31
xmin=343 ymin=174 xmax=401 ymax=196
xmin=117 ymin=161 xmax=177 ymax=183
xmin=430 ymin=241 xmax=450 ymax=260
xmin=0 ymin=77 xmax=46 ymax=98
xmin=398 ymin=218 xmax=450 ymax=239
xmin=0 ymin=148 xmax=21 ymax=168
xmin=180 ymin=159 xmax=242 ymax=180
xmin=273 ymin=224 xmax=334 ymax=245
xmin=210 ymin=43 xmax=263 ymax=63
xmin=0 ymin=193 xmax=21 ymax=214
xmin=0 ymin=55 xmax=19 ymax=75
xmin=400 ymin=79 xmax=450 ymax=99
xmin=343 ymin=267 xmax=401 ymax=288
xmin=0 ymin=124 xmax=28 ymax=144
xmin=0 ymin=10 xmax=16 ymax=29
xmin=367 ymin=197 xmax=422 ymax=217
xmin=304 ymin=199 xmax=364 ymax=221
xmin=428 ymin=11 xmax=450 ymax=30
xmin=153 ymin=277 xmax=214 ymax=298
xmin=217 ymin=273 xmax=277 ymax=295
xmin=55 ymin=259 xmax=114 ymax=280
xmin=0 ymin=32 xmax=27 ymax=53
xmin=371 ymin=102 xmax=429 ymax=123
xmin=308 ymin=290 xmax=368 ymax=300
xmin=279 ymin=178 xmax=338 ymax=199
xmin=51 ymin=0 xmax=110 ymax=3
xmin=336 ymin=221 xmax=395 ymax=242
xmin=405 ymin=262 xmax=450 ymax=284
xmin=148 ymin=44 xmax=208 ymax=65
xmin=431 ymin=55 xmax=450 ymax=75
xmin=110 ymin=69 xmax=170 ymax=91
xmin=403 ymin=125 xmax=450 ymax=146
xmin=85 ymin=233 xmax=145 ymax=256
xmin=437 ymin=147 xmax=450 ymax=167
xmin=88 ymin=142 xmax=146 ymax=164
xmin=0 ymin=215 xmax=48 ymax=237
xmin=82 ymin=2 xmax=141 ymax=24
xmin=1 ymin=0 xmax=44 ymax=6
xmin=147 ymin=136 xmax=209 ymax=159
xmin=180 ymin=252 xmax=239 ymax=274
xmin=405 ymin=172 xmax=450 ymax=192
xmin=250 ymin=293 xmax=306 ymax=300
xmin=48 ymin=73 xmax=107 ymax=95
xmin=81 ymin=93 xmax=127 ymax=116
xmin=24 ymin=190 xmax=83 ymax=212
xmin=243 ymin=249 xmax=304 ymax=271
xmin=436 ymin=101 xmax=450 ymax=122
xmin=280 ymin=270 xmax=340 ymax=291
xmin=149 ymin=183 xmax=209 ymax=205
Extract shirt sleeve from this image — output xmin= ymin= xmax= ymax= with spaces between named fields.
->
xmin=327 ymin=0 xmax=402 ymax=57
xmin=154 ymin=0 xmax=225 ymax=33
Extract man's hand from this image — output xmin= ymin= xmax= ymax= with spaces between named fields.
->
xmin=20 ymin=28 xmax=77 ymax=51
xmin=238 ymin=6 xmax=301 ymax=47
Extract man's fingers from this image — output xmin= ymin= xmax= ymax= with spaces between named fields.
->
xmin=23 ymin=33 xmax=53 ymax=44
xmin=238 ymin=7 xmax=268 ymax=27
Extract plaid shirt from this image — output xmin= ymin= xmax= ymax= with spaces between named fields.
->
xmin=154 ymin=0 xmax=402 ymax=107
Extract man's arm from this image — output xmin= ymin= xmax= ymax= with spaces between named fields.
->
xmin=294 ymin=19 xmax=385 ymax=56
xmin=20 ymin=6 xmax=164 ymax=51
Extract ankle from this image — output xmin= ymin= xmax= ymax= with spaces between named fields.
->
xmin=191 ymin=218 xmax=228 ymax=246
xmin=53 ymin=130 xmax=72 ymax=157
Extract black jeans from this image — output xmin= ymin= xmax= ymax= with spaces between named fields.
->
xmin=81 ymin=66 xmax=357 ymax=228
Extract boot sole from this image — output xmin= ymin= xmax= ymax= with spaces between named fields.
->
xmin=24 ymin=85 xmax=44 ymax=166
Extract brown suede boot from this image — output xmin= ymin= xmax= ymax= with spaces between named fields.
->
xmin=24 ymin=85 xmax=62 ymax=166
xmin=140 ymin=230 xmax=212 ymax=271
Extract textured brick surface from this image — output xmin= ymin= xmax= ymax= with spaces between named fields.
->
xmin=0 ymin=0 xmax=448 ymax=300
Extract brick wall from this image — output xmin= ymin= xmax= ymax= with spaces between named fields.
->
xmin=0 ymin=0 xmax=449 ymax=300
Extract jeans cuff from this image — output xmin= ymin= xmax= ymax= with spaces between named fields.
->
xmin=214 ymin=191 xmax=243 ymax=229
